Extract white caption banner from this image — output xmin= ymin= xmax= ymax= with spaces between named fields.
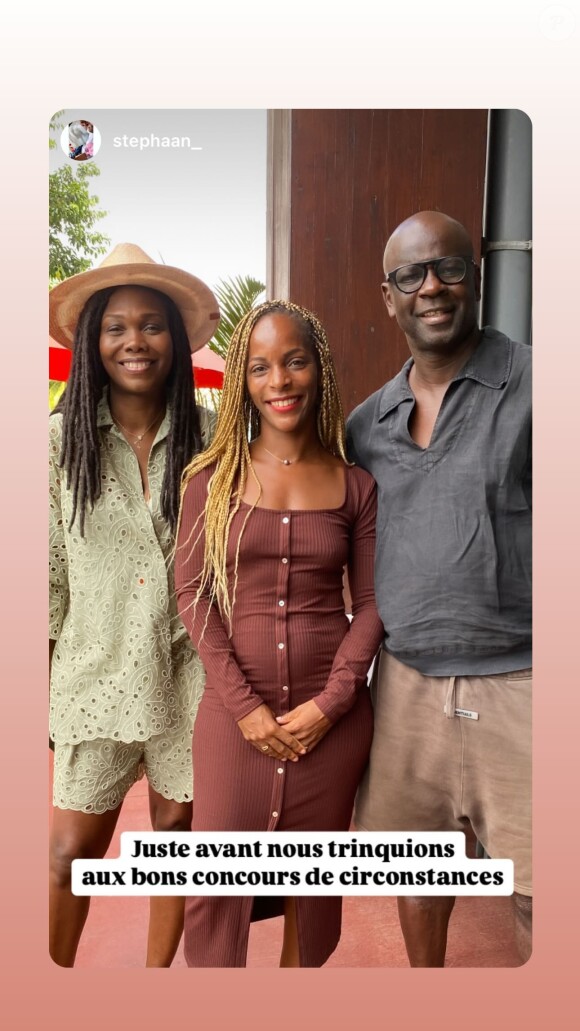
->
xmin=72 ymin=832 xmax=513 ymax=897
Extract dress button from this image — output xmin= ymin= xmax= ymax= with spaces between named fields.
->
xmin=277 ymin=767 xmax=284 ymax=774
xmin=278 ymin=642 xmax=285 ymax=650
xmin=282 ymin=516 xmax=289 ymax=524
xmin=278 ymin=600 xmax=285 ymax=607
xmin=272 ymin=811 xmax=278 ymax=818
xmin=282 ymin=685 xmax=288 ymax=691
xmin=281 ymin=557 xmax=288 ymax=564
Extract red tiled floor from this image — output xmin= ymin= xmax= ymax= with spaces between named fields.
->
xmin=48 ymin=769 xmax=521 ymax=969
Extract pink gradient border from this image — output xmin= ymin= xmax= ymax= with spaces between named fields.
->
xmin=2 ymin=6 xmax=578 ymax=1027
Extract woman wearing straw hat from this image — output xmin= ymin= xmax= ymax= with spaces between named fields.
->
xmin=175 ymin=300 xmax=383 ymax=966
xmin=49 ymin=244 xmax=219 ymax=966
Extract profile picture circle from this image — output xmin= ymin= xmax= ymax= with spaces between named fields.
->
xmin=60 ymin=120 xmax=101 ymax=162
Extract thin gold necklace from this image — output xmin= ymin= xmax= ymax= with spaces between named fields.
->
xmin=113 ymin=409 xmax=165 ymax=450
xmin=261 ymin=445 xmax=298 ymax=466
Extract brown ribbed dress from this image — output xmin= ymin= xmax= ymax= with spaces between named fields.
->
xmin=175 ymin=462 xmax=383 ymax=967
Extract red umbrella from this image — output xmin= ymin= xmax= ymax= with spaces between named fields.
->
xmin=49 ymin=341 xmax=225 ymax=389
xmin=191 ymin=345 xmax=225 ymax=388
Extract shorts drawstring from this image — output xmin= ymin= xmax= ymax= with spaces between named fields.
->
xmin=444 ymin=676 xmax=456 ymax=718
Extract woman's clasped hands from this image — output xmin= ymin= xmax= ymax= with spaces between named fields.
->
xmin=237 ymin=700 xmax=331 ymax=760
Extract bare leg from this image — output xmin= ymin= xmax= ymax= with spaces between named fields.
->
xmin=280 ymin=897 xmax=300 ymax=968
xmin=49 ymin=805 xmax=122 ymax=967
xmin=397 ymin=895 xmax=456 ymax=967
xmin=513 ymin=893 xmax=532 ymax=963
xmin=145 ymin=788 xmax=192 ymax=968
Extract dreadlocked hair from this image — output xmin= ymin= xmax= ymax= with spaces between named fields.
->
xmin=53 ymin=285 xmax=202 ymax=536
xmin=177 ymin=298 xmax=349 ymax=629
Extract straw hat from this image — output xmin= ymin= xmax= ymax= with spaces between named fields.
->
xmin=49 ymin=243 xmax=220 ymax=352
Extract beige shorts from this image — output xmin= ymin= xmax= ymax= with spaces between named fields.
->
xmin=355 ymin=650 xmax=532 ymax=896
xmin=53 ymin=722 xmax=193 ymax=815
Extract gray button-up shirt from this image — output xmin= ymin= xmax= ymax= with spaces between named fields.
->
xmin=346 ymin=327 xmax=531 ymax=676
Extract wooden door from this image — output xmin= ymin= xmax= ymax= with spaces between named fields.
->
xmin=268 ymin=109 xmax=488 ymax=414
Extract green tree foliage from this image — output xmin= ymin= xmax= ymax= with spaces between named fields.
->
xmin=49 ymin=163 xmax=110 ymax=281
xmin=209 ymin=275 xmax=266 ymax=360
xmin=49 ymin=112 xmax=110 ymax=282
xmin=49 ymin=112 xmax=61 ymax=149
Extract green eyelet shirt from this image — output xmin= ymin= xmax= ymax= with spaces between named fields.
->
xmin=49 ymin=393 xmax=215 ymax=746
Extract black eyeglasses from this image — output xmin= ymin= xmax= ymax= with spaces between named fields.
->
xmin=385 ymin=255 xmax=476 ymax=294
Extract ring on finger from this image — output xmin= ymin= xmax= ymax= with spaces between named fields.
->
xmin=261 ymin=744 xmax=269 ymax=752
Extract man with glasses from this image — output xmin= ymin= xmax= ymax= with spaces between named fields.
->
xmin=347 ymin=210 xmax=531 ymax=966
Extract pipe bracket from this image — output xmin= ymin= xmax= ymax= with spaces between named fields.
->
xmin=482 ymin=239 xmax=532 ymax=255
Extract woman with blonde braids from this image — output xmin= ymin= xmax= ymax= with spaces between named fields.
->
xmin=175 ymin=300 xmax=383 ymax=967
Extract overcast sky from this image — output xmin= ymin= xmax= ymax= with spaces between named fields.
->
xmin=50 ymin=109 xmax=267 ymax=292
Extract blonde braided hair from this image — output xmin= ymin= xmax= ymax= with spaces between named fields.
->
xmin=177 ymin=299 xmax=349 ymax=627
